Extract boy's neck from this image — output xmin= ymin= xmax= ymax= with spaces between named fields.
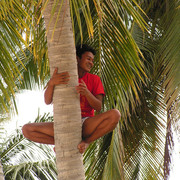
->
xmin=78 ymin=69 xmax=87 ymax=78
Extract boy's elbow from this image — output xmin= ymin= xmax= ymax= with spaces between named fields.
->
xmin=44 ymin=98 xmax=52 ymax=105
xmin=96 ymin=104 xmax=102 ymax=112
xmin=45 ymin=101 xmax=50 ymax=105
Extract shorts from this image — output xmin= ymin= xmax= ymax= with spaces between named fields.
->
xmin=82 ymin=117 xmax=89 ymax=124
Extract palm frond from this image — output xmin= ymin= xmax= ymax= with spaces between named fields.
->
xmin=0 ymin=0 xmax=49 ymax=118
xmin=101 ymin=124 xmax=125 ymax=180
xmin=83 ymin=0 xmax=179 ymax=179
xmin=14 ymin=46 xmax=49 ymax=90
xmin=0 ymin=1 xmax=29 ymax=112
xmin=1 ymin=113 xmax=56 ymax=180
xmin=4 ymin=159 xmax=57 ymax=180
xmin=129 ymin=0 xmax=180 ymax=179
xmin=84 ymin=133 xmax=112 ymax=180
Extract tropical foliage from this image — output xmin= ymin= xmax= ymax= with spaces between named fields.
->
xmin=0 ymin=0 xmax=179 ymax=179
xmin=0 ymin=0 xmax=49 ymax=116
xmin=0 ymin=114 xmax=57 ymax=180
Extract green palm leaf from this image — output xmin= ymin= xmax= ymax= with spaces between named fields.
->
xmin=128 ymin=0 xmax=180 ymax=178
xmin=1 ymin=113 xmax=57 ymax=180
xmin=83 ymin=0 xmax=179 ymax=179
xmin=0 ymin=0 xmax=49 ymax=118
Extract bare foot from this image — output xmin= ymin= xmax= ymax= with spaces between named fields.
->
xmin=78 ymin=140 xmax=89 ymax=154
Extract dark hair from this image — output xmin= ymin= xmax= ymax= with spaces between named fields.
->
xmin=76 ymin=44 xmax=96 ymax=58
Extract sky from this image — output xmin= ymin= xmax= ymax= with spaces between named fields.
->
xmin=5 ymin=90 xmax=180 ymax=179
xmin=12 ymin=90 xmax=53 ymax=129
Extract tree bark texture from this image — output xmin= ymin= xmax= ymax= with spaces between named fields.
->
xmin=43 ymin=0 xmax=85 ymax=179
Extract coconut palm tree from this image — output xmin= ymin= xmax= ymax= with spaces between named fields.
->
xmin=1 ymin=0 xmax=146 ymax=178
xmin=42 ymin=1 xmax=85 ymax=179
xmin=0 ymin=0 xmax=179 ymax=180
xmin=41 ymin=0 xmax=148 ymax=179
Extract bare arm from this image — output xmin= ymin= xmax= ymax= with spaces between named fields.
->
xmin=76 ymin=80 xmax=103 ymax=112
xmin=44 ymin=68 xmax=70 ymax=104
xmin=85 ymin=93 xmax=103 ymax=112
xmin=44 ymin=81 xmax=55 ymax=105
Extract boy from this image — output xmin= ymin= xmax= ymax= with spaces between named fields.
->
xmin=22 ymin=44 xmax=120 ymax=154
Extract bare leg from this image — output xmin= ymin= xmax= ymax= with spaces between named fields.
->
xmin=78 ymin=109 xmax=120 ymax=153
xmin=22 ymin=122 xmax=54 ymax=144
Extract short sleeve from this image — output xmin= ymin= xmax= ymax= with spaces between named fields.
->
xmin=92 ymin=75 xmax=105 ymax=96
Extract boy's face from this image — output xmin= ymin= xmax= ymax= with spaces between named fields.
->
xmin=77 ymin=51 xmax=94 ymax=72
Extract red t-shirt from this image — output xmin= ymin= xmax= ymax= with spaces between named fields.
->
xmin=79 ymin=73 xmax=105 ymax=117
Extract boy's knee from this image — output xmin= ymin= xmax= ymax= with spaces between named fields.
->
xmin=22 ymin=124 xmax=31 ymax=138
xmin=110 ymin=109 xmax=121 ymax=124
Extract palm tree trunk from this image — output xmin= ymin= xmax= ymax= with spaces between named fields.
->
xmin=43 ymin=0 xmax=85 ymax=179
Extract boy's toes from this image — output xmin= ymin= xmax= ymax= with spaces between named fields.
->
xmin=77 ymin=140 xmax=89 ymax=154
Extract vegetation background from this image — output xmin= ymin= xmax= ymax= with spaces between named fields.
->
xmin=0 ymin=0 xmax=179 ymax=179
